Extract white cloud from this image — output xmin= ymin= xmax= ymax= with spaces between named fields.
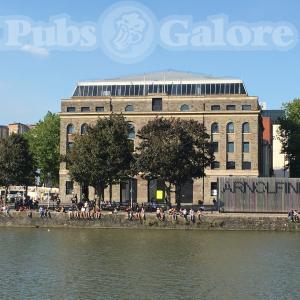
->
xmin=21 ymin=44 xmax=49 ymax=57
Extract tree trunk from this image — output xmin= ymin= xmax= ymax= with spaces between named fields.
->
xmin=165 ymin=182 xmax=172 ymax=208
xmin=4 ymin=186 xmax=9 ymax=205
xmin=95 ymin=183 xmax=105 ymax=206
xmin=176 ymin=184 xmax=182 ymax=209
xmin=109 ymin=182 xmax=112 ymax=203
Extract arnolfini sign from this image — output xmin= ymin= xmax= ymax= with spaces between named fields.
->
xmin=218 ymin=177 xmax=300 ymax=212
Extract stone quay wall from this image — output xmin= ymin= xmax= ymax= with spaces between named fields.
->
xmin=0 ymin=211 xmax=299 ymax=231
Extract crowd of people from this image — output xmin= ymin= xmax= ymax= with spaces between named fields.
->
xmin=288 ymin=210 xmax=299 ymax=222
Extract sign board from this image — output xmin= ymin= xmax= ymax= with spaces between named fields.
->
xmin=219 ymin=177 xmax=300 ymax=212
xmin=156 ymin=190 xmax=164 ymax=201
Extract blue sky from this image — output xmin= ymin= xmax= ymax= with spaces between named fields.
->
xmin=0 ymin=0 xmax=300 ymax=124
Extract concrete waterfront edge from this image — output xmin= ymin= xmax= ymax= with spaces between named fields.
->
xmin=0 ymin=212 xmax=299 ymax=231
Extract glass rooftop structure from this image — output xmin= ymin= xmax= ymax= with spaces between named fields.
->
xmin=73 ymin=71 xmax=247 ymax=97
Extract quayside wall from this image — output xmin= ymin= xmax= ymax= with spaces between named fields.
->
xmin=0 ymin=211 xmax=299 ymax=231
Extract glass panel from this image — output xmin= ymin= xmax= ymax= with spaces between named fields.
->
xmin=242 ymin=162 xmax=251 ymax=170
xmin=182 ymin=84 xmax=187 ymax=95
xmin=230 ymin=84 xmax=235 ymax=94
xmin=127 ymin=123 xmax=135 ymax=139
xmin=152 ymin=98 xmax=162 ymax=111
xmin=226 ymin=161 xmax=236 ymax=169
xmin=211 ymin=105 xmax=220 ymax=111
xmin=206 ymin=84 xmax=211 ymax=95
xmin=83 ymin=86 xmax=88 ymax=96
xmin=242 ymin=105 xmax=251 ymax=110
xmin=225 ymin=84 xmax=230 ymax=94
xmin=240 ymin=83 xmax=246 ymax=94
xmin=211 ymin=84 xmax=216 ymax=94
xmin=227 ymin=142 xmax=234 ymax=153
xmin=73 ymin=86 xmax=79 ymax=96
xmin=201 ymin=84 xmax=205 ymax=95
xmin=243 ymin=142 xmax=250 ymax=153
xmin=191 ymin=84 xmax=196 ymax=95
xmin=180 ymin=104 xmax=189 ymax=112
xmin=187 ymin=84 xmax=191 ymax=95
xmin=129 ymin=85 xmax=134 ymax=96
xmin=212 ymin=142 xmax=219 ymax=152
xmin=81 ymin=107 xmax=90 ymax=112
xmin=242 ymin=122 xmax=250 ymax=133
xmin=226 ymin=122 xmax=234 ymax=133
xmin=216 ymin=84 xmax=220 ymax=94
xmin=211 ymin=161 xmax=220 ymax=169
xmin=67 ymin=107 xmax=75 ymax=113
xmin=211 ymin=122 xmax=219 ymax=133
xmin=96 ymin=106 xmax=104 ymax=112
xmin=220 ymin=84 xmax=225 ymax=94
xmin=211 ymin=182 xmax=218 ymax=196
xmin=226 ymin=105 xmax=236 ymax=110
xmin=234 ymin=83 xmax=240 ymax=94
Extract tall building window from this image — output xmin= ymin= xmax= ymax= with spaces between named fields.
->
xmin=226 ymin=105 xmax=236 ymax=110
xmin=96 ymin=106 xmax=104 ymax=112
xmin=211 ymin=105 xmax=220 ymax=111
xmin=242 ymin=104 xmax=251 ymax=110
xmin=243 ymin=142 xmax=250 ymax=153
xmin=67 ymin=107 xmax=75 ymax=112
xmin=211 ymin=182 xmax=218 ymax=196
xmin=242 ymin=161 xmax=252 ymax=170
xmin=180 ymin=104 xmax=190 ymax=112
xmin=226 ymin=161 xmax=236 ymax=169
xmin=152 ymin=98 xmax=162 ymax=111
xmin=227 ymin=142 xmax=234 ymax=153
xmin=242 ymin=122 xmax=250 ymax=133
xmin=212 ymin=142 xmax=219 ymax=153
xmin=67 ymin=124 xmax=74 ymax=134
xmin=226 ymin=122 xmax=234 ymax=133
xmin=211 ymin=161 xmax=220 ymax=169
xmin=81 ymin=107 xmax=90 ymax=112
xmin=125 ymin=104 xmax=134 ymax=112
xmin=81 ymin=123 xmax=88 ymax=135
xmin=211 ymin=122 xmax=219 ymax=133
xmin=127 ymin=123 xmax=135 ymax=140
xmin=66 ymin=181 xmax=74 ymax=195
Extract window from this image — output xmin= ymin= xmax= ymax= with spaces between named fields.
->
xmin=226 ymin=161 xmax=236 ymax=169
xmin=243 ymin=142 xmax=250 ymax=153
xmin=67 ymin=124 xmax=74 ymax=134
xmin=211 ymin=122 xmax=219 ymax=133
xmin=81 ymin=107 xmax=90 ymax=112
xmin=128 ymin=123 xmax=135 ymax=140
xmin=212 ymin=142 xmax=219 ymax=153
xmin=152 ymin=98 xmax=162 ymax=111
xmin=81 ymin=123 xmax=88 ymax=135
xmin=67 ymin=107 xmax=75 ymax=112
xmin=211 ymin=182 xmax=218 ymax=196
xmin=125 ymin=104 xmax=134 ymax=112
xmin=242 ymin=104 xmax=251 ymax=110
xmin=211 ymin=161 xmax=220 ymax=169
xmin=180 ymin=104 xmax=190 ymax=112
xmin=66 ymin=181 xmax=74 ymax=195
xmin=227 ymin=142 xmax=234 ymax=152
xmin=242 ymin=122 xmax=250 ymax=133
xmin=211 ymin=105 xmax=220 ymax=111
xmin=96 ymin=106 xmax=104 ymax=112
xmin=242 ymin=161 xmax=252 ymax=170
xmin=226 ymin=105 xmax=236 ymax=110
xmin=67 ymin=142 xmax=74 ymax=151
xmin=226 ymin=122 xmax=234 ymax=133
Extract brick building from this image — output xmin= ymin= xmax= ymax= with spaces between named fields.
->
xmin=59 ymin=71 xmax=262 ymax=204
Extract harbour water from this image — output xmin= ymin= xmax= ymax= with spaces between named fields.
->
xmin=0 ymin=228 xmax=299 ymax=299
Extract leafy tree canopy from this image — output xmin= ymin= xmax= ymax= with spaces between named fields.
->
xmin=135 ymin=117 xmax=214 ymax=205
xmin=67 ymin=114 xmax=134 ymax=200
xmin=24 ymin=112 xmax=60 ymax=186
xmin=0 ymin=134 xmax=35 ymax=200
xmin=279 ymin=99 xmax=300 ymax=177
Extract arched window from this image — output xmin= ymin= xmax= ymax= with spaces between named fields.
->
xmin=226 ymin=122 xmax=234 ymax=133
xmin=67 ymin=124 xmax=74 ymax=134
xmin=125 ymin=104 xmax=134 ymax=112
xmin=128 ymin=123 xmax=135 ymax=140
xmin=242 ymin=122 xmax=250 ymax=133
xmin=180 ymin=104 xmax=190 ymax=112
xmin=81 ymin=123 xmax=88 ymax=135
xmin=211 ymin=122 xmax=219 ymax=133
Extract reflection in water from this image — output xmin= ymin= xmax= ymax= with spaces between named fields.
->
xmin=0 ymin=228 xmax=299 ymax=299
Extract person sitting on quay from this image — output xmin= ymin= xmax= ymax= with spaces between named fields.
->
xmin=39 ymin=206 xmax=45 ymax=218
xmin=189 ymin=208 xmax=195 ymax=223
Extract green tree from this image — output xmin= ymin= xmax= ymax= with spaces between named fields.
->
xmin=24 ymin=112 xmax=60 ymax=186
xmin=0 ymin=134 xmax=35 ymax=202
xmin=67 ymin=114 xmax=134 ymax=202
xmin=135 ymin=117 xmax=214 ymax=207
xmin=279 ymin=99 xmax=300 ymax=177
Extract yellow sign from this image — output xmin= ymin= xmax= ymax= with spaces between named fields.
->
xmin=156 ymin=190 xmax=164 ymax=200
